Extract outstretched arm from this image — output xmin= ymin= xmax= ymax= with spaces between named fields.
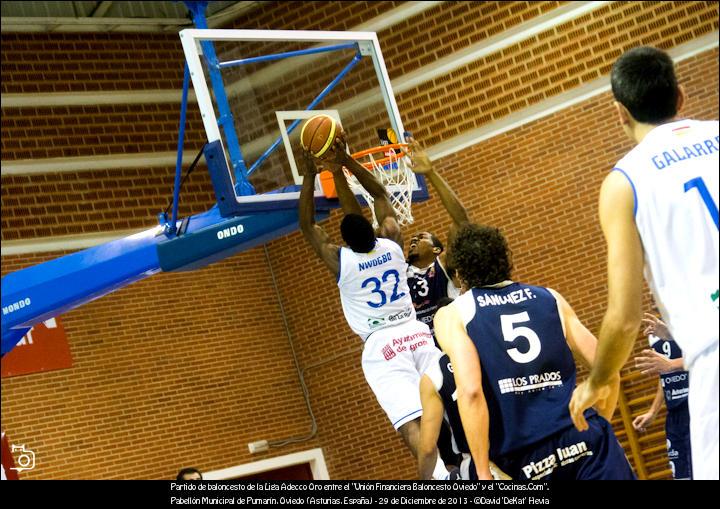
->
xmin=335 ymin=147 xmax=403 ymax=247
xmin=418 ymin=374 xmax=444 ymax=480
xmin=406 ymin=137 xmax=469 ymax=229
xmin=569 ymin=171 xmax=643 ymax=430
xmin=298 ymin=151 xmax=340 ymax=277
xmin=632 ymin=381 xmax=664 ymax=433
xmin=321 ymin=139 xmax=363 ymax=216
xmin=434 ymin=305 xmax=493 ymax=480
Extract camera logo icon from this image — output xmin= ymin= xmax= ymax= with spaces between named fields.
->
xmin=10 ymin=445 xmax=35 ymax=472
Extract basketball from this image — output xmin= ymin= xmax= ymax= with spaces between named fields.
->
xmin=300 ymin=114 xmax=342 ymax=158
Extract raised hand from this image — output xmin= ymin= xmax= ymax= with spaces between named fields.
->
xmin=319 ymin=133 xmax=349 ymax=173
xmin=635 ymin=349 xmax=675 ymax=375
xmin=641 ymin=313 xmax=671 ymax=340
xmin=404 ymin=136 xmax=434 ymax=175
xmin=300 ymin=148 xmax=319 ymax=178
xmin=632 ymin=411 xmax=656 ymax=432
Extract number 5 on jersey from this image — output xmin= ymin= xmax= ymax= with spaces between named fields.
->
xmin=501 ymin=312 xmax=541 ymax=364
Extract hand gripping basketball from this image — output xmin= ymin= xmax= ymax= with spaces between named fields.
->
xmin=300 ymin=114 xmax=345 ymax=158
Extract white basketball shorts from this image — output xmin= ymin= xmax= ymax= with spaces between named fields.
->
xmin=361 ymin=319 xmax=442 ymax=430
xmin=688 ymin=341 xmax=719 ymax=480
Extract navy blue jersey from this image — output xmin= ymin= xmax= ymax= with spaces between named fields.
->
xmin=408 ymin=258 xmax=454 ymax=335
xmin=435 ymin=354 xmax=470 ymax=455
xmin=453 ymin=283 xmax=579 ymax=459
xmin=649 ymin=336 xmax=689 ymax=411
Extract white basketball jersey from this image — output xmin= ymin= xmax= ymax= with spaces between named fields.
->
xmin=615 ymin=119 xmax=719 ymax=365
xmin=338 ymin=237 xmax=416 ymax=340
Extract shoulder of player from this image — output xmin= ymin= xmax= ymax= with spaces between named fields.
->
xmin=599 ymin=170 xmax=636 ymax=214
xmin=435 ymin=256 xmax=452 ymax=276
xmin=543 ymin=287 xmax=575 ymax=323
xmin=445 ymin=291 xmax=476 ymax=325
xmin=545 ymin=286 xmax=562 ymax=301
xmin=376 ymin=236 xmax=401 ymax=251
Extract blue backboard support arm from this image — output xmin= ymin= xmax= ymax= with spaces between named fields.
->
xmin=205 ymin=140 xmax=242 ymax=217
xmin=184 ymin=1 xmax=254 ymax=197
xmin=166 ymin=62 xmax=192 ymax=234
xmin=217 ymin=43 xmax=359 ymax=69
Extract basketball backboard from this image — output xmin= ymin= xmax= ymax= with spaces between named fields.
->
xmin=178 ymin=29 xmax=427 ymax=214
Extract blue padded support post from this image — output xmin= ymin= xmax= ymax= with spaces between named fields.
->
xmin=1 ymin=327 xmax=31 ymax=358
xmin=1 ymin=229 xmax=162 ymax=355
xmin=205 ymin=140 xmax=243 ymax=217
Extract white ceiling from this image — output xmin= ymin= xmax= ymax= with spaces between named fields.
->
xmin=0 ymin=1 xmax=265 ymax=32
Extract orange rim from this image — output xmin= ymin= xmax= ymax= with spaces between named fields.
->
xmin=351 ymin=143 xmax=408 ymax=170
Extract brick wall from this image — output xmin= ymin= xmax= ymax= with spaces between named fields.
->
xmin=1 ymin=249 xmax=323 ymax=480
xmin=264 ymin=48 xmax=719 ymax=480
xmin=1 ymin=1 xmax=718 ymax=480
xmin=2 ymin=2 xmax=717 ymax=241
xmin=0 ymin=33 xmax=185 ymax=94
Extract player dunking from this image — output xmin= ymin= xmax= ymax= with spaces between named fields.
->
xmin=297 ymin=139 xmax=449 ymax=479
xmin=404 ymin=138 xmax=469 ymax=340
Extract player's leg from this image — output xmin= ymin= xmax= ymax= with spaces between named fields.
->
xmin=361 ymin=322 xmax=450 ymax=479
xmin=687 ymin=343 xmax=719 ymax=480
xmin=397 ymin=418 xmax=421 ymax=457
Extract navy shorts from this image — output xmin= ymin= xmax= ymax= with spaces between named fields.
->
xmin=666 ymin=404 xmax=692 ymax=480
xmin=495 ymin=414 xmax=636 ymax=480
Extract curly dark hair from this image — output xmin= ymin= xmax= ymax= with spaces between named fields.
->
xmin=448 ymin=223 xmax=513 ymax=288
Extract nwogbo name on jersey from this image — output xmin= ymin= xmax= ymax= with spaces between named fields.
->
xmin=358 ymin=252 xmax=393 ymax=272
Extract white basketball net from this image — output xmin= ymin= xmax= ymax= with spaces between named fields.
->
xmin=345 ymin=147 xmax=415 ymax=227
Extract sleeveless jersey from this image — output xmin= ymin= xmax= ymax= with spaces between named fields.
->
xmin=427 ymin=353 xmax=470 ymax=456
xmin=337 ymin=237 xmax=416 ymax=340
xmin=614 ymin=119 xmax=719 ymax=365
xmin=452 ymin=282 xmax=579 ymax=459
xmin=408 ymin=258 xmax=459 ymax=335
xmin=648 ymin=334 xmax=689 ymax=411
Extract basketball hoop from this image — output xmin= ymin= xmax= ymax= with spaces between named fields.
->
xmin=348 ymin=143 xmax=415 ymax=227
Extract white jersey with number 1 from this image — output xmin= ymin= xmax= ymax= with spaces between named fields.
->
xmin=337 ymin=237 xmax=416 ymax=340
xmin=613 ymin=119 xmax=719 ymax=366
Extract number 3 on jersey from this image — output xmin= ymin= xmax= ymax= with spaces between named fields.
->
xmin=501 ymin=312 xmax=541 ymax=364
xmin=362 ymin=269 xmax=405 ymax=308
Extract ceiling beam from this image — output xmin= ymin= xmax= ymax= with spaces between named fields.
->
xmin=90 ymin=1 xmax=114 ymax=17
